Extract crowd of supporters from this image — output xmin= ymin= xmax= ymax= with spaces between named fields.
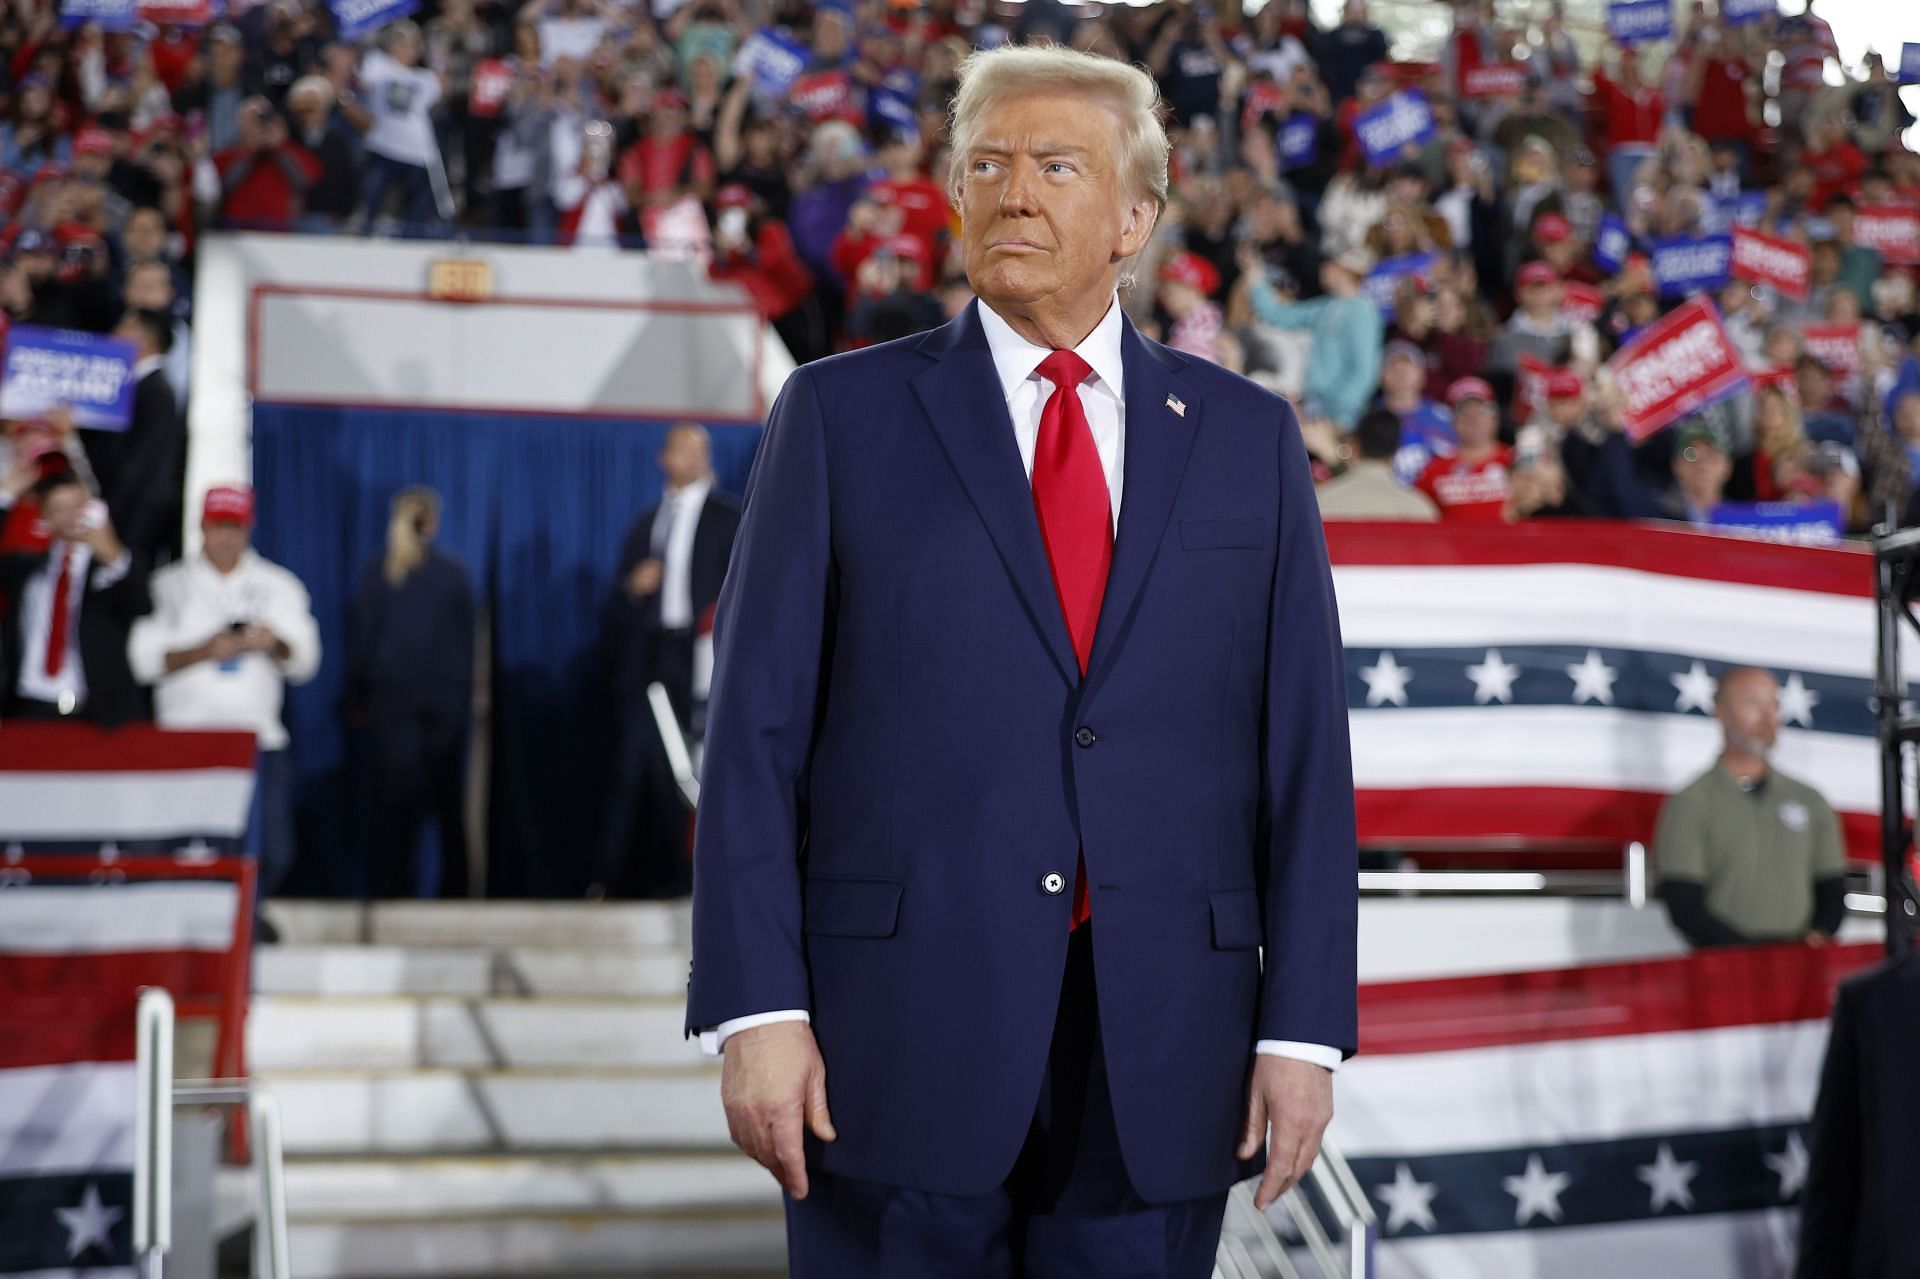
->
xmin=0 ymin=0 xmax=1918 ymax=537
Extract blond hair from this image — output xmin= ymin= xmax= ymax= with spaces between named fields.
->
xmin=384 ymin=485 xmax=441 ymax=586
xmin=946 ymin=42 xmax=1169 ymax=223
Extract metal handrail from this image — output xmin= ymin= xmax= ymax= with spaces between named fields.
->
xmin=1216 ymin=1140 xmax=1376 ymax=1278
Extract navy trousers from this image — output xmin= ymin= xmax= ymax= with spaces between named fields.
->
xmin=785 ymin=924 xmax=1229 ymax=1278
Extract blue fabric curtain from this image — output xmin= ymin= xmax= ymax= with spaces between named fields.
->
xmin=251 ymin=405 xmax=763 ymax=897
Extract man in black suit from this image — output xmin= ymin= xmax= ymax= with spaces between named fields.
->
xmin=1797 ymin=946 xmax=1920 ymax=1278
xmin=594 ymin=423 xmax=740 ymax=898
xmin=0 ymin=471 xmax=149 ymax=726
xmin=79 ymin=309 xmax=184 ymax=565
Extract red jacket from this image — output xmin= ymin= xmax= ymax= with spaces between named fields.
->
xmin=213 ymin=142 xmax=321 ymax=224
xmin=1591 ymin=71 xmax=1663 ymax=148
xmin=709 ymin=220 xmax=813 ymax=321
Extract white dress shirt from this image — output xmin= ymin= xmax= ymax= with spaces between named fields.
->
xmin=652 ymin=476 xmax=712 ymax=630
xmin=126 ymin=549 xmax=322 ymax=751
xmin=704 ymin=300 xmax=1341 ymax=1074
xmin=15 ymin=541 xmax=131 ymax=711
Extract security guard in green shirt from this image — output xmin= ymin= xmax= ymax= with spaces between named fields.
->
xmin=1655 ymin=666 xmax=1849 ymax=947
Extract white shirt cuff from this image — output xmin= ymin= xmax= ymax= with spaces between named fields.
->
xmin=698 ymin=1009 xmax=810 ymax=1056
xmin=1256 ymin=1039 xmax=1343 ymax=1072
xmin=90 ymin=549 xmax=133 ymax=590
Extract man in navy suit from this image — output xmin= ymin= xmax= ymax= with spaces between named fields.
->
xmin=686 ymin=42 xmax=1357 ymax=1277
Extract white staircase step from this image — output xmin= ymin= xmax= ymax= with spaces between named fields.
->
xmin=250 ymin=996 xmax=703 ymax=1070
xmin=266 ymin=900 xmax=693 ymax=950
xmin=256 ymin=945 xmax=691 ymax=998
xmin=290 ymin=1209 xmax=785 ymax=1279
xmin=283 ymin=1153 xmax=776 ymax=1219
xmin=263 ymin=1067 xmax=730 ymax=1155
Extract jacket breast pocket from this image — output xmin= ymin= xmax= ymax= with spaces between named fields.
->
xmin=1209 ymin=889 xmax=1264 ymax=950
xmin=803 ymin=877 xmax=904 ymax=938
xmin=1181 ymin=519 xmax=1267 ymax=551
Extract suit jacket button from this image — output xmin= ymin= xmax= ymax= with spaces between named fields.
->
xmin=1041 ymin=872 xmax=1065 ymax=895
xmin=1074 ymin=726 xmax=1097 ymax=748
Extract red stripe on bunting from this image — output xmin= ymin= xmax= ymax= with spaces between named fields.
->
xmin=0 ymin=951 xmax=231 ymax=1070
xmin=0 ymin=725 xmax=256 ymax=773
xmin=1356 ymin=785 xmax=1879 ymax=866
xmin=1324 ymin=520 xmax=1873 ymax=598
xmin=1357 ymin=940 xmax=1883 ymax=1057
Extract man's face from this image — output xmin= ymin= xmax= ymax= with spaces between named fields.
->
xmin=1674 ymin=439 xmax=1731 ymax=502
xmin=659 ymin=428 xmax=711 ymax=487
xmin=1381 ymin=355 xmax=1422 ymax=398
xmin=202 ymin=520 xmax=250 ymax=568
xmin=1798 ymin=365 xmax=1831 ymax=406
xmin=1716 ymin=670 xmax=1780 ymax=756
xmin=1455 ymin=400 xmax=1496 ymax=447
xmin=212 ymin=40 xmax=245 ymax=79
xmin=959 ymin=91 xmax=1155 ymax=323
xmin=41 ymin=483 xmax=89 ymax=543
xmin=123 ymin=211 xmax=166 ymax=261
xmin=1520 ymin=280 xmax=1559 ymax=314
xmin=1548 ymin=394 xmax=1583 ymax=427
xmin=126 ymin=263 xmax=173 ymax=311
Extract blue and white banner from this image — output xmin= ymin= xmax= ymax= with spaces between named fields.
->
xmin=1594 ymin=214 xmax=1632 ymax=274
xmin=1278 ymin=115 xmax=1318 ymax=170
xmin=1354 ymin=92 xmax=1434 ymax=169
xmin=1362 ymin=252 xmax=1437 ymax=318
xmin=1608 ymin=0 xmax=1673 ymax=42
xmin=1721 ymin=0 xmax=1772 ymax=25
xmin=1709 ymin=500 xmax=1844 ymax=547
xmin=328 ymin=0 xmax=418 ymax=40
xmin=58 ymin=0 xmax=138 ymax=29
xmin=0 ymin=326 xmax=136 ymax=432
xmin=735 ymin=29 xmax=808 ymax=98
xmin=1901 ymin=42 xmax=1920 ymax=85
xmin=1651 ymin=234 xmax=1732 ymax=298
xmin=870 ymin=85 xmax=919 ymax=134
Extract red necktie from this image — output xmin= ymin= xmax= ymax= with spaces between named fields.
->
xmin=1031 ymin=349 xmax=1110 ymax=931
xmin=43 ymin=545 xmax=72 ymax=678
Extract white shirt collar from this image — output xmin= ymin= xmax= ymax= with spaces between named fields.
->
xmin=134 ymin=353 xmax=167 ymax=380
xmin=977 ymin=296 xmax=1127 ymax=407
xmin=667 ymin=475 xmax=713 ymax=506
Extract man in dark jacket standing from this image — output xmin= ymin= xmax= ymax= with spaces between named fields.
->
xmin=594 ymin=423 xmax=739 ymax=898
xmin=80 ymin=309 xmax=183 ymax=566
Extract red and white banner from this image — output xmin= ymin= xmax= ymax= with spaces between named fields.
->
xmin=1750 ymin=365 xmax=1800 ymax=405
xmin=1560 ymin=281 xmax=1604 ymax=326
xmin=1729 ymin=226 xmax=1810 ymax=299
xmin=1462 ymin=64 xmax=1527 ymax=98
xmin=468 ymin=57 xmax=514 ymax=118
xmin=1801 ymin=322 xmax=1860 ymax=384
xmin=1338 ymin=941 xmax=1881 ymax=1277
xmin=1604 ymin=297 xmax=1750 ymax=441
xmin=1327 ymin=520 xmax=1880 ymax=862
xmin=1853 ymin=205 xmax=1920 ymax=266
xmin=0 ymin=725 xmax=255 ymax=850
xmin=788 ymin=69 xmax=858 ymax=123
xmin=1512 ymin=352 xmax=1553 ymax=424
xmin=137 ymin=0 xmax=214 ymax=24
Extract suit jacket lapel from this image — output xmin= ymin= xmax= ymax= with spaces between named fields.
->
xmin=1085 ymin=319 xmax=1200 ymax=684
xmin=908 ymin=305 xmax=1080 ymax=686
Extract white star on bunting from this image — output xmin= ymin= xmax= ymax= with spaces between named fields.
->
xmin=1671 ymin=660 xmax=1718 ymax=714
xmin=1636 ymin=1142 xmax=1700 ymax=1212
xmin=1360 ymin=651 xmax=1413 ymax=707
xmin=1778 ymin=672 xmax=1820 ymax=728
xmin=1466 ymin=648 xmax=1521 ymax=705
xmin=1374 ymin=1163 xmax=1440 ymax=1234
xmin=1765 ymin=1131 xmax=1810 ymax=1200
xmin=1502 ymin=1153 xmax=1572 ymax=1225
xmin=56 ymin=1182 xmax=124 ymax=1260
xmin=1565 ymin=649 xmax=1618 ymax=706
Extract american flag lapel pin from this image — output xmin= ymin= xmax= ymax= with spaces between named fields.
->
xmin=1166 ymin=394 xmax=1186 ymax=417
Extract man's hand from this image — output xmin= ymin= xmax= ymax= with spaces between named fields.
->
xmin=628 ymin=558 xmax=663 ymax=597
xmin=203 ymin=629 xmax=246 ymax=665
xmin=1237 ymin=1055 xmax=1333 ymax=1210
xmin=81 ymin=517 xmax=125 ymax=566
xmin=720 ymin=1021 xmax=836 ymax=1200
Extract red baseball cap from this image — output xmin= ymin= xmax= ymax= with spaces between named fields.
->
xmin=1446 ymin=376 xmax=1495 ymax=408
xmin=883 ymin=233 xmax=926 ymax=260
xmin=653 ymin=88 xmax=688 ymax=111
xmin=1532 ymin=212 xmax=1573 ymax=245
xmin=714 ymin=183 xmax=755 ymax=209
xmin=1158 ymin=251 xmax=1220 ymax=296
xmin=1516 ymin=261 xmax=1560 ymax=289
xmin=72 ymin=127 xmax=114 ymax=157
xmin=202 ymin=485 xmax=255 ymax=527
xmin=1546 ymin=367 xmax=1585 ymax=400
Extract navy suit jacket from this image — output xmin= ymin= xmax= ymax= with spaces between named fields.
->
xmin=686 ymin=301 xmax=1358 ymax=1204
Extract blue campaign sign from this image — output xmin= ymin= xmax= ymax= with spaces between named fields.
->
xmin=1353 ymin=92 xmax=1434 ymax=169
xmin=1721 ymin=0 xmax=1771 ymax=25
xmin=1594 ymin=214 xmax=1632 ymax=274
xmin=1651 ymin=234 xmax=1732 ymax=298
xmin=0 ymin=325 xmax=137 ymax=432
xmin=329 ymin=0 xmax=418 ymax=40
xmin=737 ymin=28 xmax=807 ymax=98
xmin=1608 ymin=0 xmax=1672 ymax=43
xmin=1902 ymin=43 xmax=1920 ymax=85
xmin=1278 ymin=115 xmax=1318 ymax=170
xmin=1708 ymin=501 xmax=1843 ymax=546
xmin=1361 ymin=252 xmax=1437 ymax=317
xmin=60 ymin=0 xmax=138 ymax=29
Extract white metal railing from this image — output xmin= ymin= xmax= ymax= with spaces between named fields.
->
xmin=1215 ymin=1140 xmax=1375 ymax=1278
xmin=133 ymin=987 xmax=291 ymax=1279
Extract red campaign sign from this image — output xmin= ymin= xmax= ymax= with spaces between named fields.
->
xmin=1853 ymin=206 xmax=1920 ymax=267
xmin=1750 ymin=365 xmax=1800 ymax=405
xmin=1605 ymin=296 xmax=1750 ymax=441
xmin=789 ymin=69 xmax=856 ymax=123
xmin=1802 ymin=322 xmax=1861 ymax=395
xmin=1561 ymin=281 xmax=1604 ymax=326
xmin=1462 ymin=64 xmax=1527 ymax=99
xmin=1512 ymin=352 xmax=1553 ymax=424
xmin=469 ymin=58 xmax=513 ymax=118
xmin=1729 ymin=225 xmax=1810 ymax=299
xmin=138 ymin=0 xmax=213 ymax=24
